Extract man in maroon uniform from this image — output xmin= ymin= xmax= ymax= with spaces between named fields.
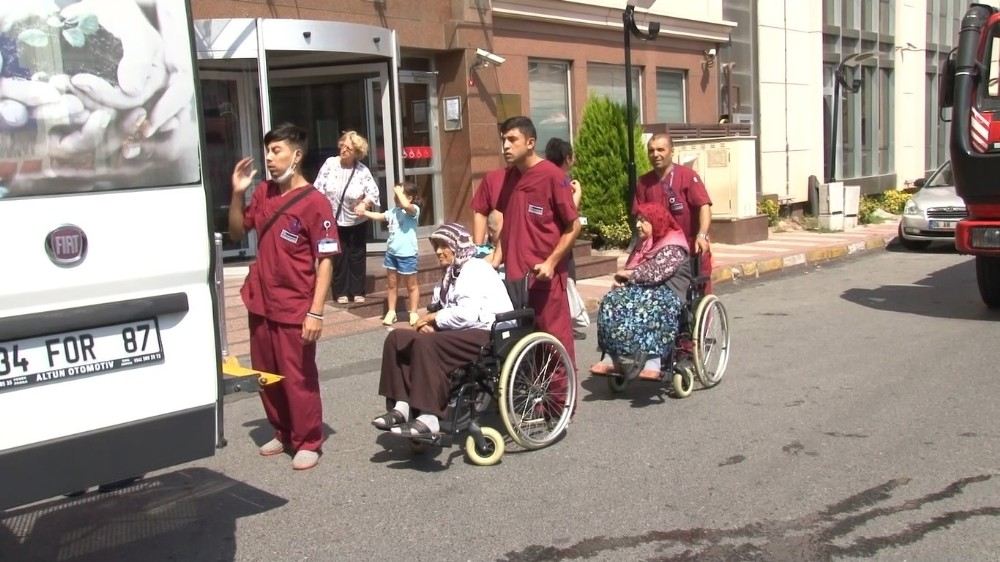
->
xmin=228 ymin=123 xmax=339 ymax=471
xmin=494 ymin=116 xmax=581 ymax=363
xmin=633 ymin=132 xmax=713 ymax=291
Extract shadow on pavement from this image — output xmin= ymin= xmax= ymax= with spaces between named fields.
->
xmin=841 ymin=259 xmax=1000 ymax=321
xmin=370 ymin=432 xmax=463 ymax=471
xmin=580 ymin=374 xmax=683 ymax=408
xmin=242 ymin=418 xmax=337 ymax=450
xmin=0 ymin=468 xmax=286 ymax=562
xmin=499 ymin=474 xmax=1000 ymax=561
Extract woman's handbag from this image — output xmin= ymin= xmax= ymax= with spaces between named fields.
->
xmin=566 ymin=278 xmax=590 ymax=329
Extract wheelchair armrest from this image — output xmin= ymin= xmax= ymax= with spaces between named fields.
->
xmin=693 ymin=275 xmax=710 ymax=286
xmin=494 ymin=308 xmax=534 ymax=324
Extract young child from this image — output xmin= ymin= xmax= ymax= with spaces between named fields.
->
xmin=364 ymin=182 xmax=421 ymax=326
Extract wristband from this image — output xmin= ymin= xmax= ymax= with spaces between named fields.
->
xmin=696 ymin=233 xmax=709 ymax=240
xmin=306 ymin=312 xmax=324 ymax=320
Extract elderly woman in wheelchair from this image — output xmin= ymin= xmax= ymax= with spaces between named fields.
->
xmin=372 ymin=222 xmax=513 ymax=438
xmin=590 ymin=204 xmax=691 ymax=383
xmin=372 ymin=222 xmax=578 ymax=465
xmin=591 ymin=203 xmax=731 ymax=397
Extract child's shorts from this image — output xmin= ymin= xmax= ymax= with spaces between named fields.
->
xmin=384 ymin=253 xmax=418 ymax=275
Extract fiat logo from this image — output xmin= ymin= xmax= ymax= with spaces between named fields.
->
xmin=45 ymin=225 xmax=88 ymax=267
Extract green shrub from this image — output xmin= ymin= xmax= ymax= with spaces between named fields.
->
xmin=859 ymin=195 xmax=881 ymax=224
xmin=758 ymin=199 xmax=779 ymax=226
xmin=573 ymin=96 xmax=649 ymax=236
xmin=594 ymin=205 xmax=633 ymax=249
xmin=879 ymin=190 xmax=909 ymax=215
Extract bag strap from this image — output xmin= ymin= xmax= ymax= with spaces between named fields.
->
xmin=258 ymin=185 xmax=314 ymax=240
xmin=335 ymin=165 xmax=358 ymax=222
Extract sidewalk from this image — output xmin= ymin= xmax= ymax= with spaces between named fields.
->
xmin=221 ymin=220 xmax=900 ymax=358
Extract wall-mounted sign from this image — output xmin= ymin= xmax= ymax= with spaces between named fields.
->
xmin=443 ymin=96 xmax=462 ymax=131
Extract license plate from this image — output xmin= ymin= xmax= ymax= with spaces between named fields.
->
xmin=928 ymin=220 xmax=957 ymax=230
xmin=0 ymin=319 xmax=164 ymax=393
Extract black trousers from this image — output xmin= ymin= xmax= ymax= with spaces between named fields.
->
xmin=333 ymin=222 xmax=368 ymax=298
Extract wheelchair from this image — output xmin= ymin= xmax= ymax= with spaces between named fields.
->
xmin=399 ymin=305 xmax=577 ymax=467
xmin=603 ymin=254 xmax=731 ymax=398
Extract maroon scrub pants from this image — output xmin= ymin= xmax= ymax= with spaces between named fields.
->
xmin=249 ymin=314 xmax=324 ymax=452
xmin=529 ymin=275 xmax=576 ymax=414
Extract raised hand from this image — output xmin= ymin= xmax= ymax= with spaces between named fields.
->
xmin=232 ymin=157 xmax=257 ymax=194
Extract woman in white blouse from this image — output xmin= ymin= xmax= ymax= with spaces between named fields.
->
xmin=314 ymin=130 xmax=381 ymax=303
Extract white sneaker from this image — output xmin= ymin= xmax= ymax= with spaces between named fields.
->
xmin=258 ymin=438 xmax=285 ymax=457
xmin=292 ymin=450 xmax=320 ymax=470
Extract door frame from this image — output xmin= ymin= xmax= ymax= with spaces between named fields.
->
xmin=398 ymin=70 xmax=444 ymax=234
xmin=200 ymin=69 xmax=262 ymax=258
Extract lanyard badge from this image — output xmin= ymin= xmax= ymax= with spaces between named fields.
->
xmin=662 ymin=172 xmax=684 ymax=215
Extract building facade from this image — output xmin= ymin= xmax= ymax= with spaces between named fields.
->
xmin=754 ymin=0 xmax=998 ymax=208
xmin=189 ymin=0 xmax=733 ymax=257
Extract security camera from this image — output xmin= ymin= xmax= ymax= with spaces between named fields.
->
xmin=705 ymin=48 xmax=717 ymax=58
xmin=476 ymin=48 xmax=506 ymax=66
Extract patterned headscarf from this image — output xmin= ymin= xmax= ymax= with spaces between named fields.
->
xmin=430 ymin=222 xmax=476 ymax=306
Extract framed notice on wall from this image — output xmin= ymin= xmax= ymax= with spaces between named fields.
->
xmin=443 ymin=96 xmax=462 ymax=131
xmin=412 ymin=100 xmax=428 ymax=133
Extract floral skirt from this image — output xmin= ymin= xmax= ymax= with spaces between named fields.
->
xmin=597 ymin=283 xmax=683 ymax=360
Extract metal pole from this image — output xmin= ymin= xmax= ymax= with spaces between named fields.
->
xmin=828 ymin=75 xmax=840 ymax=183
xmin=624 ymin=6 xmax=637 ymax=216
xmin=214 ymin=233 xmax=229 ymax=358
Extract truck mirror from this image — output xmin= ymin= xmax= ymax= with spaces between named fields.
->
xmin=913 ymin=177 xmax=926 ymax=188
xmin=939 ymin=49 xmax=956 ymax=109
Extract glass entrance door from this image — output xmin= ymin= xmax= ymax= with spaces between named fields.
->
xmin=398 ymin=71 xmax=442 ymax=229
xmin=269 ymin=63 xmax=397 ymax=244
xmin=200 ymin=70 xmax=262 ymax=259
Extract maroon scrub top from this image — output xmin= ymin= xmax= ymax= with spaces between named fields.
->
xmin=241 ymin=181 xmax=340 ymax=325
xmin=497 ymin=159 xmax=579 ymax=282
xmin=470 ymin=167 xmax=508 ymax=214
xmin=633 ymin=164 xmax=712 ymax=246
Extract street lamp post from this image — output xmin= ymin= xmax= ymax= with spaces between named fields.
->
xmin=827 ymin=52 xmax=877 ymax=183
xmin=623 ymin=1 xmax=659 ymax=213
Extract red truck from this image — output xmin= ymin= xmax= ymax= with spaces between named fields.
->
xmin=943 ymin=3 xmax=1000 ymax=307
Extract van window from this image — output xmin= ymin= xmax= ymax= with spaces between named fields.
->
xmin=0 ymin=5 xmax=201 ymax=199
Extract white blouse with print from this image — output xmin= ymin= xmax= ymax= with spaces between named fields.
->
xmin=313 ymin=156 xmax=381 ymax=227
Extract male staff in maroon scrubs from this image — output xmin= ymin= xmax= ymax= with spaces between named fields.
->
xmin=228 ymin=123 xmax=339 ymax=471
xmin=494 ymin=116 xmax=581 ymax=363
xmin=633 ymin=132 xmax=713 ymax=291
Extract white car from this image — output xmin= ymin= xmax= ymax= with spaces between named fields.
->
xmin=898 ymin=161 xmax=967 ymax=250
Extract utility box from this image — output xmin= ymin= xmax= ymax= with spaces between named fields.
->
xmin=672 ymin=136 xmax=758 ymax=219
xmin=818 ymin=181 xmax=845 ymax=231
xmin=843 ymin=185 xmax=861 ymax=229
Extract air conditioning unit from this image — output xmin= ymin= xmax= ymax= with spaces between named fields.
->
xmin=671 ymin=136 xmax=758 ymax=219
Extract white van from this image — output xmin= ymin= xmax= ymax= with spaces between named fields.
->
xmin=0 ymin=0 xmax=221 ymax=508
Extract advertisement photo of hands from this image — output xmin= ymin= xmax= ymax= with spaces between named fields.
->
xmin=0 ymin=0 xmax=200 ymax=197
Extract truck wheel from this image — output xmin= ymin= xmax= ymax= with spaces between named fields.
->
xmin=975 ymin=256 xmax=1000 ymax=309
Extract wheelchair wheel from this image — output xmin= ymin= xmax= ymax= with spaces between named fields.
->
xmin=465 ymin=427 xmax=505 ymax=466
xmin=693 ymin=295 xmax=730 ymax=388
xmin=607 ymin=373 xmax=629 ymax=394
xmin=671 ymin=364 xmax=695 ymax=398
xmin=498 ymin=332 xmax=577 ymax=450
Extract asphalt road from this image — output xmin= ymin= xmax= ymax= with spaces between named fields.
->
xmin=4 ymin=246 xmax=1000 ymax=562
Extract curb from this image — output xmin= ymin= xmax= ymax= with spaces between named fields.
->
xmin=579 ymin=230 xmax=897 ymax=312
xmin=717 ymin=233 xmax=892 ymax=285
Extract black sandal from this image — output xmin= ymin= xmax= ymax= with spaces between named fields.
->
xmin=390 ymin=419 xmax=437 ymax=438
xmin=371 ymin=410 xmax=407 ymax=430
